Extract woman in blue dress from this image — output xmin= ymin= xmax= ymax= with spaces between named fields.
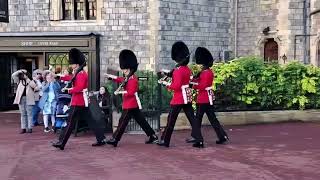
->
xmin=39 ymin=72 xmax=61 ymax=132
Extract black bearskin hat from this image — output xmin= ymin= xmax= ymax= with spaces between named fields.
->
xmin=195 ymin=47 xmax=214 ymax=67
xmin=171 ymin=41 xmax=190 ymax=65
xmin=68 ymin=48 xmax=86 ymax=65
xmin=119 ymin=49 xmax=138 ymax=71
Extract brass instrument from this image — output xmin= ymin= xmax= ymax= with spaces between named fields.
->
xmin=114 ymin=82 xmax=127 ymax=95
xmin=158 ymin=69 xmax=173 ymax=86
xmin=105 ymin=73 xmax=128 ymax=95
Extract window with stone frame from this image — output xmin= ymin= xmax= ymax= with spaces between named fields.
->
xmin=62 ymin=0 xmax=97 ymax=20
xmin=46 ymin=52 xmax=89 ymax=73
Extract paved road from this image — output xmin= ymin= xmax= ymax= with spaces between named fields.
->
xmin=0 ymin=113 xmax=320 ymax=180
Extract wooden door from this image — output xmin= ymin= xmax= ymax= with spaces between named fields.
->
xmin=264 ymin=39 xmax=279 ymax=63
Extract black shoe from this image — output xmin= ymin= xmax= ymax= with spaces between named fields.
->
xmin=157 ymin=140 xmax=169 ymax=147
xmin=185 ymin=137 xmax=197 ymax=143
xmin=52 ymin=142 xmax=64 ymax=150
xmin=106 ymin=138 xmax=118 ymax=147
xmin=145 ymin=134 xmax=158 ymax=144
xmin=92 ymin=139 xmax=107 ymax=147
xmin=19 ymin=129 xmax=26 ymax=134
xmin=216 ymin=137 xmax=229 ymax=145
xmin=192 ymin=141 xmax=204 ymax=148
xmin=27 ymin=129 xmax=32 ymax=133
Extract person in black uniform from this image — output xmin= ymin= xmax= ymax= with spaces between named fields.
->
xmin=157 ymin=41 xmax=204 ymax=148
xmin=52 ymin=48 xmax=107 ymax=150
xmin=105 ymin=50 xmax=158 ymax=147
xmin=186 ymin=47 xmax=229 ymax=145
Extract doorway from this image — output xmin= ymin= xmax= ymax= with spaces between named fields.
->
xmin=264 ymin=39 xmax=279 ymax=63
xmin=17 ymin=57 xmax=38 ymax=73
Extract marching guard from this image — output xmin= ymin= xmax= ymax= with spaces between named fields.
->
xmin=105 ymin=50 xmax=158 ymax=147
xmin=187 ymin=47 xmax=229 ymax=145
xmin=157 ymin=41 xmax=204 ymax=148
xmin=52 ymin=48 xmax=107 ymax=150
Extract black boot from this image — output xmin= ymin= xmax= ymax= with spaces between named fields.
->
xmin=192 ymin=141 xmax=204 ymax=148
xmin=19 ymin=129 xmax=26 ymax=134
xmin=145 ymin=134 xmax=158 ymax=144
xmin=92 ymin=139 xmax=107 ymax=147
xmin=216 ymin=136 xmax=229 ymax=145
xmin=27 ymin=129 xmax=32 ymax=133
xmin=185 ymin=137 xmax=197 ymax=143
xmin=52 ymin=142 xmax=64 ymax=150
xmin=157 ymin=140 xmax=169 ymax=147
xmin=106 ymin=138 xmax=118 ymax=147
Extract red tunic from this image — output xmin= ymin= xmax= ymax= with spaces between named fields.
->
xmin=167 ymin=66 xmax=192 ymax=105
xmin=193 ymin=69 xmax=214 ymax=104
xmin=60 ymin=75 xmax=72 ymax=82
xmin=68 ymin=71 xmax=88 ymax=106
xmin=113 ymin=75 xmax=140 ymax=109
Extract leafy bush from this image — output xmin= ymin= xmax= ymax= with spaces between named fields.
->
xmin=207 ymin=57 xmax=320 ymax=110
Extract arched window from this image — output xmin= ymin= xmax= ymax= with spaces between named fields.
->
xmin=264 ymin=39 xmax=279 ymax=63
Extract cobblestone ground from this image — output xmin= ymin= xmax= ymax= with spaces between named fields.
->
xmin=1 ymin=112 xmax=320 ymax=180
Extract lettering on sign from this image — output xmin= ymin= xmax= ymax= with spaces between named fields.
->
xmin=21 ymin=41 xmax=60 ymax=46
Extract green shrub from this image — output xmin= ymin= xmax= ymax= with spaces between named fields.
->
xmin=203 ymin=57 xmax=320 ymax=110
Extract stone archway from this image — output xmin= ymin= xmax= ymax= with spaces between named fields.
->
xmin=264 ymin=38 xmax=279 ymax=63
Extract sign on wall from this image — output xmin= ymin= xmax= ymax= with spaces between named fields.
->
xmin=0 ymin=0 xmax=9 ymax=23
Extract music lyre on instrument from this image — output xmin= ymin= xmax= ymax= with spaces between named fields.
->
xmin=157 ymin=69 xmax=173 ymax=85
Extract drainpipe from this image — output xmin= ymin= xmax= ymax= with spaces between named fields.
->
xmin=234 ymin=0 xmax=238 ymax=58
xmin=302 ymin=0 xmax=308 ymax=64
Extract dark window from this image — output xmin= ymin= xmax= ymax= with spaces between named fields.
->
xmin=46 ymin=52 xmax=89 ymax=72
xmin=47 ymin=53 xmax=70 ymax=72
xmin=87 ymin=0 xmax=97 ymax=20
xmin=62 ymin=0 xmax=97 ymax=20
xmin=63 ymin=0 xmax=72 ymax=20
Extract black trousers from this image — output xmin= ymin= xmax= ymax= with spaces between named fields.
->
xmin=58 ymin=106 xmax=106 ymax=147
xmin=113 ymin=108 xmax=155 ymax=141
xmin=196 ymin=104 xmax=228 ymax=140
xmin=161 ymin=104 xmax=203 ymax=144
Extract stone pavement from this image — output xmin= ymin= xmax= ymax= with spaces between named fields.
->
xmin=0 ymin=113 xmax=320 ymax=180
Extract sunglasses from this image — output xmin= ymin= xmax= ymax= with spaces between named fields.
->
xmin=37 ymin=73 xmax=42 ymax=75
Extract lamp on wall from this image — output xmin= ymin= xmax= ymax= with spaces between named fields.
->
xmin=262 ymin=27 xmax=270 ymax=35
xmin=281 ymin=54 xmax=287 ymax=64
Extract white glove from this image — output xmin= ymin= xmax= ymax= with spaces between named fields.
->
xmin=104 ymin=74 xmax=117 ymax=80
xmin=162 ymin=81 xmax=171 ymax=86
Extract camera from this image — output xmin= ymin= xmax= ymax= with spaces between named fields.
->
xmin=18 ymin=71 xmax=31 ymax=81
xmin=18 ymin=72 xmax=26 ymax=80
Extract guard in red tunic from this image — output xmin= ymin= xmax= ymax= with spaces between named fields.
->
xmin=157 ymin=41 xmax=204 ymax=148
xmin=52 ymin=48 xmax=106 ymax=150
xmin=105 ymin=49 xmax=158 ymax=147
xmin=187 ymin=47 xmax=229 ymax=145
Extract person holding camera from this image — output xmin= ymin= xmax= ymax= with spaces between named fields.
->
xmin=12 ymin=69 xmax=38 ymax=134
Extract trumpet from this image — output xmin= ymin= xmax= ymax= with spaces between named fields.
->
xmin=157 ymin=69 xmax=173 ymax=86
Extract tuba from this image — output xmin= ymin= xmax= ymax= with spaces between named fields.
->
xmin=157 ymin=69 xmax=174 ymax=86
